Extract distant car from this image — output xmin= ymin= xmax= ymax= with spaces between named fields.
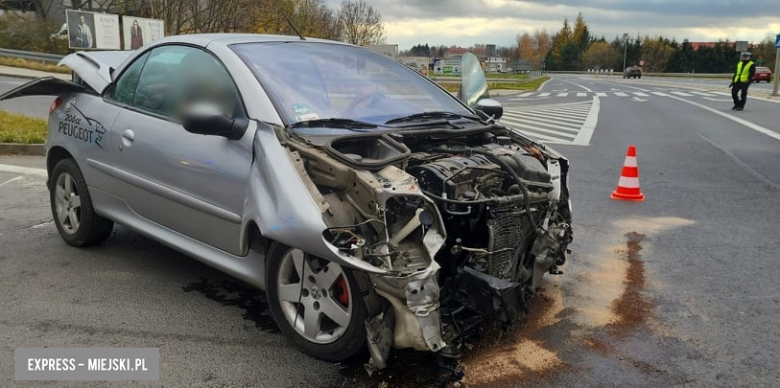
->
xmin=623 ymin=66 xmax=642 ymax=79
xmin=753 ymin=66 xmax=772 ymax=83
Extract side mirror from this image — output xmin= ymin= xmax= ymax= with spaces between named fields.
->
xmin=182 ymin=103 xmax=248 ymax=140
xmin=476 ymin=98 xmax=503 ymax=120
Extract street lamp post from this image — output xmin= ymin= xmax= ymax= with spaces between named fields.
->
xmin=622 ymin=33 xmax=630 ymax=71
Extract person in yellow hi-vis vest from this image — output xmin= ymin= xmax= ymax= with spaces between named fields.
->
xmin=729 ymin=52 xmax=755 ymax=111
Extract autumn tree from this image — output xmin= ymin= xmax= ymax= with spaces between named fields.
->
xmin=338 ymin=0 xmax=384 ymax=45
xmin=517 ymin=32 xmax=534 ymax=61
xmin=546 ymin=17 xmax=572 ymax=70
xmin=571 ymin=12 xmax=590 ymax=53
xmin=640 ymin=36 xmax=676 ymax=73
xmin=582 ymin=41 xmax=619 ymax=69
xmin=753 ymin=35 xmax=777 ymax=71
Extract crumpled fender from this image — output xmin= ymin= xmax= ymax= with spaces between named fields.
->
xmin=243 ymin=126 xmax=392 ymax=275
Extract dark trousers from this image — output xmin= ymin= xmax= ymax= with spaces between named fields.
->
xmin=731 ymin=82 xmax=750 ymax=108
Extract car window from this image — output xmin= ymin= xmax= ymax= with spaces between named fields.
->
xmin=111 ymin=52 xmax=150 ymax=105
xmin=131 ymin=45 xmax=241 ymax=120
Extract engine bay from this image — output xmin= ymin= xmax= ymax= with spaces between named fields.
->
xmin=283 ymin=125 xmax=573 ymax=367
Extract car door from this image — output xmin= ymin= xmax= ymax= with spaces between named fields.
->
xmin=104 ymin=44 xmax=254 ymax=255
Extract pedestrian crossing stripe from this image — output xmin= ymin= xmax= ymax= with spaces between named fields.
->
xmin=500 ymin=100 xmax=596 ymax=145
xmin=508 ymin=90 xmax=716 ymax=100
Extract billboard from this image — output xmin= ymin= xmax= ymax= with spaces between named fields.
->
xmin=364 ymin=44 xmax=399 ymax=59
xmin=66 ymin=9 xmax=121 ymax=50
xmin=433 ymin=59 xmax=461 ymax=75
xmin=122 ymin=16 xmax=165 ymax=50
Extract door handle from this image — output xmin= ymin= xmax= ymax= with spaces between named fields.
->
xmin=121 ymin=129 xmax=135 ymax=149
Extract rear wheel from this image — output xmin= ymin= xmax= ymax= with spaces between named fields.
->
xmin=266 ymin=243 xmax=368 ymax=361
xmin=50 ymin=159 xmax=114 ymax=246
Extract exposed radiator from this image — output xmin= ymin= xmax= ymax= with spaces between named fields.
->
xmin=486 ymin=206 xmax=541 ymax=280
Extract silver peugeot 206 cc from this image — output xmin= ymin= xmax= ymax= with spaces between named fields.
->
xmin=0 ymin=34 xmax=573 ymax=371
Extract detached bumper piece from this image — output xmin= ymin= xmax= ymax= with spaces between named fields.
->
xmin=458 ymin=266 xmax=528 ymax=322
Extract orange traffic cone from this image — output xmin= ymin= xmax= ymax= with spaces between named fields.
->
xmin=611 ymin=145 xmax=645 ymax=202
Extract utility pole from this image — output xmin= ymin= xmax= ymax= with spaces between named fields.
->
xmin=622 ymin=33 xmax=629 ymax=71
xmin=773 ymin=33 xmax=780 ymax=96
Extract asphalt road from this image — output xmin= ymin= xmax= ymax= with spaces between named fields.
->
xmin=2 ymin=73 xmax=780 ymax=387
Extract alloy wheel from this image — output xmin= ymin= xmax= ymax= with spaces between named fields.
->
xmin=276 ymin=249 xmax=353 ymax=344
xmin=54 ymin=172 xmax=81 ymax=235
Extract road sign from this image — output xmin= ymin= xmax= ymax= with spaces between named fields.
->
xmin=736 ymin=41 xmax=748 ymax=52
xmin=775 ymin=34 xmax=780 ymax=49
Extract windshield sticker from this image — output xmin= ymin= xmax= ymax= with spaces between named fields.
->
xmin=57 ymin=101 xmax=107 ymax=150
xmin=295 ymin=113 xmax=320 ymax=122
xmin=292 ymin=103 xmax=310 ymax=114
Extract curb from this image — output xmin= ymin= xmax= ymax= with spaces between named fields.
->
xmin=0 ymin=143 xmax=45 ymax=156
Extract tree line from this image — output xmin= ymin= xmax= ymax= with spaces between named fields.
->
xmin=537 ymin=13 xmax=776 ymax=73
xmin=405 ymin=13 xmax=776 ymax=74
xmin=0 ymin=0 xmax=385 ymax=54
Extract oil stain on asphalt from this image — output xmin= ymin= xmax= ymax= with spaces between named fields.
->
xmin=182 ymin=278 xmax=279 ymax=332
xmin=181 ymin=217 xmax=693 ymax=387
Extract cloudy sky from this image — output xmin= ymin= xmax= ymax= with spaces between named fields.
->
xmin=327 ymin=0 xmax=780 ymax=50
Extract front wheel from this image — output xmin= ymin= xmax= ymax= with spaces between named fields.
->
xmin=265 ymin=243 xmax=368 ymax=361
xmin=50 ymin=158 xmax=114 ymax=246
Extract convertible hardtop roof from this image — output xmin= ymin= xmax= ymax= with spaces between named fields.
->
xmin=152 ymin=33 xmax=353 ymax=48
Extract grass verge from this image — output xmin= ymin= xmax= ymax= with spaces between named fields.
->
xmin=435 ymin=73 xmax=531 ymax=80
xmin=0 ymin=56 xmax=70 ymax=74
xmin=438 ymin=76 xmax=549 ymax=93
xmin=0 ymin=109 xmax=47 ymax=144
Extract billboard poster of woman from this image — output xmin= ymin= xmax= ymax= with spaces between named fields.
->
xmin=122 ymin=16 xmax=165 ymax=51
xmin=129 ymin=20 xmax=143 ymax=49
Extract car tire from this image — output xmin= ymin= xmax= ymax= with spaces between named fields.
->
xmin=50 ymin=158 xmax=114 ymax=246
xmin=265 ymin=242 xmax=368 ymax=362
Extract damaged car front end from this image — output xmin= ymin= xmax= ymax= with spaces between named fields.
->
xmin=235 ymin=45 xmax=574 ymax=371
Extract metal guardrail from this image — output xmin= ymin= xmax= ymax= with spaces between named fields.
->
xmin=0 ymin=48 xmax=64 ymax=63
xmin=544 ymin=70 xmax=733 ymax=78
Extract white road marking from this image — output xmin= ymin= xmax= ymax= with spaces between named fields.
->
xmin=632 ymin=92 xmax=650 ymax=97
xmin=595 ymin=92 xmax=607 ymax=97
xmin=691 ymin=91 xmax=716 ymax=96
xmin=651 ymin=91 xmax=670 ymax=96
xmin=667 ymin=95 xmax=780 ymax=142
xmin=703 ymin=97 xmax=733 ymax=102
xmin=507 ymin=96 xmax=551 ymax=101
xmin=0 ymin=164 xmax=47 ymax=177
xmin=509 ymin=123 xmax=577 ymax=139
xmin=503 ymin=115 xmax=581 ymax=132
xmin=671 ymin=91 xmax=694 ymax=97
xmin=577 ymin=92 xmax=587 ymax=97
xmin=508 ymin=129 xmax=564 ymax=143
xmin=573 ymin=96 xmax=600 ymax=146
xmin=538 ymin=78 xmax=552 ymax=90
xmin=537 ymin=92 xmax=551 ymax=97
xmin=557 ymin=78 xmax=593 ymax=92
xmin=614 ymin=92 xmax=629 ymax=97
xmin=515 ymin=110 xmax=589 ymax=124
xmin=518 ymin=92 xmax=534 ymax=97
xmin=0 ymin=176 xmax=24 ymax=186
xmin=557 ymin=92 xmax=568 ymax=97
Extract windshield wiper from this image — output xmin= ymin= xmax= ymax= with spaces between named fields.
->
xmin=290 ymin=118 xmax=380 ymax=130
xmin=385 ymin=111 xmax=483 ymax=125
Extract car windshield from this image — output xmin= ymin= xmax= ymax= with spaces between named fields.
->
xmin=230 ymin=42 xmax=472 ymax=131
